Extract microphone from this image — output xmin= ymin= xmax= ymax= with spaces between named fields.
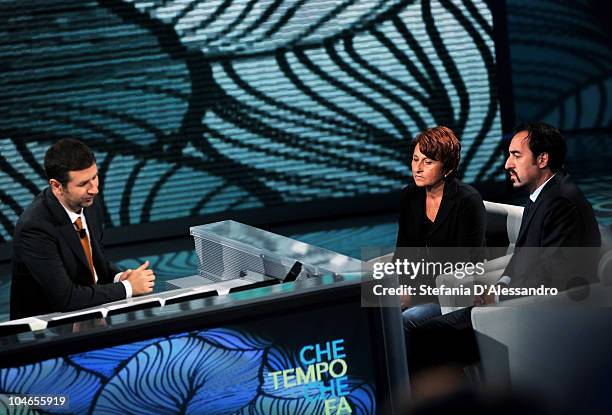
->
xmin=78 ymin=229 xmax=87 ymax=239
xmin=283 ymin=261 xmax=302 ymax=282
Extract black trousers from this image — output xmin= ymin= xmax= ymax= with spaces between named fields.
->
xmin=404 ymin=306 xmax=480 ymax=374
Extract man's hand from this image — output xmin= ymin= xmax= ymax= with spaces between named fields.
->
xmin=474 ymin=284 xmax=497 ymax=306
xmin=400 ymin=293 xmax=412 ymax=309
xmin=122 ymin=260 xmax=155 ymax=295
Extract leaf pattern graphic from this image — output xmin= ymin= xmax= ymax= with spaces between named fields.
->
xmin=0 ymin=0 xmax=502 ymax=242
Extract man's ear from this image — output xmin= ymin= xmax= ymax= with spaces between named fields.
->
xmin=49 ymin=178 xmax=63 ymax=192
xmin=536 ymin=152 xmax=549 ymax=169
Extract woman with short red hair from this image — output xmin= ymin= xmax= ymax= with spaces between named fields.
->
xmin=395 ymin=126 xmax=486 ymax=327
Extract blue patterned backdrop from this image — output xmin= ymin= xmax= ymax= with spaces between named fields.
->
xmin=507 ymin=0 xmax=612 ymax=129
xmin=0 ymin=0 xmax=503 ymax=242
xmin=0 ymin=328 xmax=376 ymax=414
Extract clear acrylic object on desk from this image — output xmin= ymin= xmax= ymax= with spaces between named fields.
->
xmin=190 ymin=220 xmax=363 ymax=282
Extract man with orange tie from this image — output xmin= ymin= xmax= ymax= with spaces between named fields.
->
xmin=10 ymin=139 xmax=155 ymax=319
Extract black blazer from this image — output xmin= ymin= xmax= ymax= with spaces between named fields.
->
xmin=503 ymin=172 xmax=601 ymax=291
xmin=11 ymin=188 xmax=126 ymax=319
xmin=395 ymin=177 xmax=486 ymax=251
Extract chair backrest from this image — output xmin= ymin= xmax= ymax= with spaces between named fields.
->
xmin=484 ymin=201 xmax=612 ymax=285
xmin=483 ymin=201 xmax=524 ymax=256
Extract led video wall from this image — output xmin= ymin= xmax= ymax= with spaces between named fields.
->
xmin=0 ymin=0 xmax=502 ymax=242
xmin=507 ymin=0 xmax=612 ymax=129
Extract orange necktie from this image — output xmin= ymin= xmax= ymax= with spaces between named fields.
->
xmin=74 ymin=217 xmax=96 ymax=284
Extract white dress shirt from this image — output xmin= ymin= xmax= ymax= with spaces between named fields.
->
xmin=529 ymin=173 xmax=556 ymax=203
xmin=60 ymin=202 xmax=132 ymax=298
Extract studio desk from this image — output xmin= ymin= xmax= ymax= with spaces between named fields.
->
xmin=0 ymin=221 xmax=409 ymax=414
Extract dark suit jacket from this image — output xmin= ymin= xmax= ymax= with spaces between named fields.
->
xmin=394 ymin=178 xmax=486 ymax=302
xmin=503 ymin=172 xmax=601 ymax=291
xmin=11 ymin=187 xmax=126 ymax=319
xmin=395 ymin=177 xmax=486 ymax=251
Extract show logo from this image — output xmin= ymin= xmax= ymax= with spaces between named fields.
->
xmin=268 ymin=338 xmax=353 ymax=414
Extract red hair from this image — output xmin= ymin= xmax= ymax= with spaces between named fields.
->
xmin=412 ymin=126 xmax=461 ymax=174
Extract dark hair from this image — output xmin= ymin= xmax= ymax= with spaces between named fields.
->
xmin=411 ymin=126 xmax=461 ymax=175
xmin=514 ymin=122 xmax=566 ymax=172
xmin=44 ymin=139 xmax=96 ymax=186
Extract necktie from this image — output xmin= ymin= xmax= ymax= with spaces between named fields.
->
xmin=74 ymin=217 xmax=96 ymax=284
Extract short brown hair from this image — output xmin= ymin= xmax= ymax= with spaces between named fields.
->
xmin=44 ymin=139 xmax=96 ymax=187
xmin=412 ymin=126 xmax=461 ymax=175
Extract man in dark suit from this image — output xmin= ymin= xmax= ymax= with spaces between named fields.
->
xmin=405 ymin=122 xmax=601 ymax=374
xmin=498 ymin=122 xmax=601 ymax=292
xmin=11 ymin=139 xmax=155 ymax=319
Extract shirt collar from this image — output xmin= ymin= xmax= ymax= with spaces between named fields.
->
xmin=530 ymin=173 xmax=556 ymax=202
xmin=58 ymin=200 xmax=85 ymax=226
